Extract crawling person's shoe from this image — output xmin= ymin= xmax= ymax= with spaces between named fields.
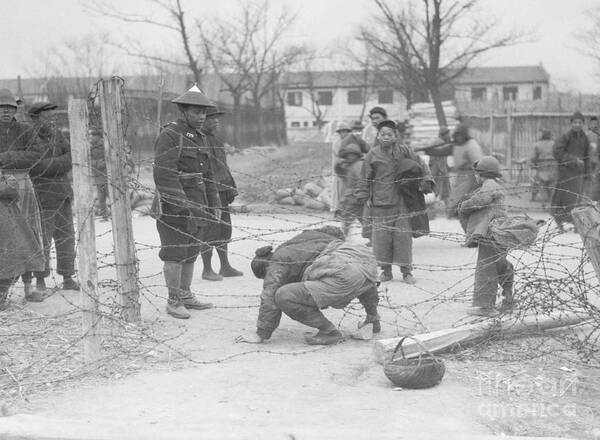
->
xmin=166 ymin=300 xmax=191 ymax=319
xmin=62 ymin=277 xmax=80 ymax=291
xmin=219 ymin=266 xmax=243 ymax=277
xmin=181 ymin=295 xmax=213 ymax=310
xmin=202 ymin=270 xmax=223 ymax=281
xmin=402 ymin=274 xmax=416 ymax=285
xmin=304 ymin=329 xmax=344 ymax=345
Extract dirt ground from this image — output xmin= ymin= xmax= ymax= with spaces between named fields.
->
xmin=0 ymin=210 xmax=597 ymax=439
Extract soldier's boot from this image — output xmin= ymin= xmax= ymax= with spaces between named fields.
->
xmin=62 ymin=276 xmax=80 ymax=291
xmin=164 ymin=262 xmax=190 ymax=319
xmin=180 ymin=262 xmax=213 ymax=311
xmin=200 ymin=247 xmax=223 ymax=281
xmin=36 ymin=277 xmax=47 ymax=291
xmin=379 ymin=265 xmax=393 ymax=282
xmin=0 ymin=279 xmax=11 ymax=311
xmin=24 ymin=281 xmax=45 ymax=303
xmin=217 ymin=244 xmax=243 ymax=277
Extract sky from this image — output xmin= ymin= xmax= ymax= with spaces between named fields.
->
xmin=0 ymin=0 xmax=598 ymax=92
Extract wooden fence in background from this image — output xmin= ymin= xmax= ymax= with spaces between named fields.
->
xmin=463 ymin=111 xmax=595 ymax=183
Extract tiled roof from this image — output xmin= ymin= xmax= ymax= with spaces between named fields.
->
xmin=451 ymin=65 xmax=549 ymax=85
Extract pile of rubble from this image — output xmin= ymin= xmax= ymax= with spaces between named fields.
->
xmin=273 ymin=175 xmax=332 ymax=211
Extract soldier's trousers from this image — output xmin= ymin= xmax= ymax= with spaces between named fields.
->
xmin=156 ymin=215 xmax=205 ymax=263
xmin=472 ymin=242 xmax=514 ymax=308
xmin=26 ymin=199 xmax=76 ymax=280
xmin=371 ymin=204 xmax=412 ymax=274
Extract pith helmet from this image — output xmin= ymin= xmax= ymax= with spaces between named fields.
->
xmin=473 ymin=156 xmax=502 ymax=179
xmin=0 ymin=89 xmax=17 ymax=108
xmin=172 ymin=84 xmax=216 ymax=108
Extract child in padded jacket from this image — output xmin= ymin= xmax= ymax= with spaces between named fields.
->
xmin=458 ymin=156 xmax=514 ymax=316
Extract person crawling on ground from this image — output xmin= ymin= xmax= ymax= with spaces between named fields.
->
xmin=235 ymin=226 xmax=380 ymax=345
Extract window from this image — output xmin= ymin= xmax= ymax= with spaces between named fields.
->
xmin=291 ymin=121 xmax=300 ymax=128
xmin=303 ymin=121 xmax=309 ymax=127
xmin=378 ymin=89 xmax=394 ymax=104
xmin=533 ymin=86 xmax=542 ymax=100
xmin=286 ymin=91 xmax=302 ymax=107
xmin=316 ymin=91 xmax=333 ymax=106
xmin=347 ymin=89 xmax=363 ymax=105
xmin=502 ymin=87 xmax=518 ymax=101
xmin=471 ymin=87 xmax=487 ymax=101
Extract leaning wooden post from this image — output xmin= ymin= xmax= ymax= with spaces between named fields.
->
xmin=68 ymin=99 xmax=102 ymax=364
xmin=99 ymin=78 xmax=141 ymax=323
xmin=572 ymin=205 xmax=600 ymax=282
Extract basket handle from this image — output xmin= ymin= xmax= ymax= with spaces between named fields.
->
xmin=391 ymin=335 xmax=440 ymax=366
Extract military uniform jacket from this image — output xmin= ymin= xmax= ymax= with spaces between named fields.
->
xmin=29 ymin=125 xmax=73 ymax=209
xmin=153 ymin=119 xmax=220 ymax=224
xmin=202 ymin=130 xmax=237 ymax=196
xmin=0 ymin=120 xmax=41 ymax=170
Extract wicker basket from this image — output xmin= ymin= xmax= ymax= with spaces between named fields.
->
xmin=383 ymin=336 xmax=446 ymax=389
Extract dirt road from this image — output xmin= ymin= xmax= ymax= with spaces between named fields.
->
xmin=0 ymin=212 xmax=585 ymax=439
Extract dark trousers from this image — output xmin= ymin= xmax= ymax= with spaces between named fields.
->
xmin=156 ymin=215 xmax=205 ymax=263
xmin=204 ymin=192 xmax=233 ymax=247
xmin=371 ymin=205 xmax=412 ymax=273
xmin=24 ymin=199 xmax=76 ymax=281
xmin=274 ymin=283 xmax=334 ymax=331
xmin=473 ymin=242 xmax=514 ymax=308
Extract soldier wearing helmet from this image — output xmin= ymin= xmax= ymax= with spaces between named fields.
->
xmin=151 ymin=85 xmax=221 ymax=319
xmin=0 ymin=89 xmax=46 ymax=308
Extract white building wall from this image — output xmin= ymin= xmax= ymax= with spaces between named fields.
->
xmin=284 ymin=87 xmax=408 ymax=141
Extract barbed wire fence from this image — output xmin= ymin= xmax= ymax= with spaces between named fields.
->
xmin=1 ymin=77 xmax=599 ymax=411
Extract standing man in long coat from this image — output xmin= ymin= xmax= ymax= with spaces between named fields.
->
xmin=152 ymin=85 xmax=221 ymax=319
xmin=552 ymin=111 xmax=590 ymax=232
xmin=0 ymin=89 xmax=45 ymax=305
xmin=26 ymin=102 xmax=79 ymax=293
xmin=198 ymin=107 xmax=243 ymax=281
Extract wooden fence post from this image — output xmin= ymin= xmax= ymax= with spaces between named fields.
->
xmin=572 ymin=205 xmax=600 ymax=282
xmin=506 ymin=106 xmax=513 ymax=180
xmin=156 ymin=76 xmax=165 ymax=136
xmin=68 ymin=99 xmax=102 ymax=364
xmin=99 ymin=78 xmax=141 ymax=323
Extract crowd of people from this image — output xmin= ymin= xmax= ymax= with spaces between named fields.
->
xmin=1 ymin=82 xmax=595 ymax=344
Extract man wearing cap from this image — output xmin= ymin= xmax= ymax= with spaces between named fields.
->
xmin=152 ymin=85 xmax=221 ymax=319
xmin=552 ymin=111 xmax=591 ymax=232
xmin=26 ymin=102 xmax=79 ymax=292
xmin=235 ymin=226 xmax=380 ymax=345
xmin=361 ymin=107 xmax=387 ymax=149
xmin=0 ymin=89 xmax=45 ymax=305
xmin=198 ymin=107 xmax=243 ymax=281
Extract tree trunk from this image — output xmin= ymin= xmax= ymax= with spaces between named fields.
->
xmin=233 ymin=94 xmax=242 ymax=148
xmin=429 ymin=84 xmax=447 ymax=127
xmin=255 ymin=102 xmax=265 ymax=146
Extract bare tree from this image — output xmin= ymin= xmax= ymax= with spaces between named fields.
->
xmin=86 ymin=0 xmax=203 ymax=85
xmin=361 ymin=0 xmax=524 ymax=126
xmin=29 ymin=33 xmax=118 ymax=105
xmin=244 ymin=0 xmax=304 ymax=144
xmin=574 ymin=7 xmax=600 ymax=79
xmin=199 ymin=8 xmax=255 ymax=146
